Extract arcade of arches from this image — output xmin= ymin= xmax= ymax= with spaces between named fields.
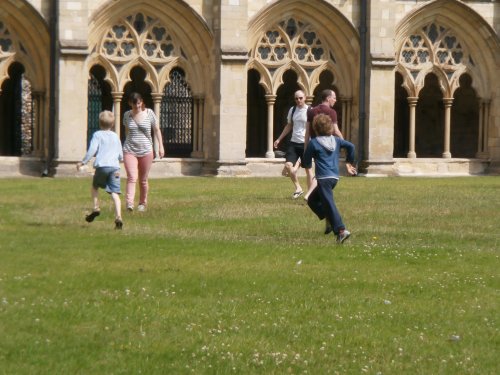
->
xmin=0 ymin=0 xmax=498 ymax=176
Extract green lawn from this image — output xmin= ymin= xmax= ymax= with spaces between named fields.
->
xmin=0 ymin=176 xmax=498 ymax=374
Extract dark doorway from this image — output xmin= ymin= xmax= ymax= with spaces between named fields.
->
xmin=121 ymin=66 xmax=153 ymax=143
xmin=246 ymin=69 xmax=267 ymax=157
xmin=87 ymin=65 xmax=112 ymax=147
xmin=0 ymin=62 xmax=29 ymax=156
xmin=416 ymin=73 xmax=444 ymax=157
xmin=451 ymin=74 xmax=479 ymax=157
xmin=394 ymin=72 xmax=409 ymax=157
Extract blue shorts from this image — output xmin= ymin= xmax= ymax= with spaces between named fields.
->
xmin=92 ymin=167 xmax=121 ymax=194
xmin=285 ymin=142 xmax=305 ymax=166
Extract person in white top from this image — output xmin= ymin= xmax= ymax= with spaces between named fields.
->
xmin=122 ymin=92 xmax=165 ymax=212
xmin=273 ymin=90 xmax=309 ymax=199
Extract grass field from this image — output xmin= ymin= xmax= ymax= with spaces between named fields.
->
xmin=0 ymin=176 xmax=498 ymax=374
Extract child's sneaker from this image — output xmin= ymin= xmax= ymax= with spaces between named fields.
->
xmin=126 ymin=205 xmax=133 ymax=212
xmin=337 ymin=230 xmax=351 ymax=244
xmin=115 ymin=218 xmax=123 ymax=230
xmin=137 ymin=204 xmax=146 ymax=212
xmin=85 ymin=210 xmax=100 ymax=223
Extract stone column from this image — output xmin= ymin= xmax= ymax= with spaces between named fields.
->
xmin=478 ymin=100 xmax=491 ymax=158
xmin=366 ymin=57 xmax=396 ymax=168
xmin=111 ymin=92 xmax=123 ymax=138
xmin=476 ymin=98 xmax=484 ymax=157
xmin=265 ymin=94 xmax=276 ymax=158
xmin=192 ymin=95 xmax=205 ymax=158
xmin=339 ymin=97 xmax=352 ymax=140
xmin=209 ymin=0 xmax=249 ymax=175
xmin=407 ymin=97 xmax=418 ymax=158
xmin=483 ymin=100 xmax=490 ymax=156
xmin=442 ymin=98 xmax=453 ymax=158
xmin=32 ymin=91 xmax=45 ymax=155
xmin=151 ymin=93 xmax=163 ymax=158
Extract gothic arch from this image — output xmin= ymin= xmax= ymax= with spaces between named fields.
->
xmin=246 ymin=60 xmax=272 ymax=94
xmin=88 ymin=0 xmax=213 ymax=95
xmin=248 ymin=0 xmax=359 ymax=98
xmin=85 ymin=55 xmax=119 ymax=91
xmin=395 ymin=0 xmax=499 ymax=99
xmin=0 ymin=2 xmax=49 ymax=92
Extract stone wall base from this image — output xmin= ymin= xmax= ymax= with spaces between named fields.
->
xmin=0 ymin=157 xmax=495 ymax=178
xmin=0 ymin=156 xmax=45 ymax=177
xmin=364 ymin=158 xmax=491 ymax=177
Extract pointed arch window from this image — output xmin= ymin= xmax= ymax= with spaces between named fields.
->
xmin=399 ymin=22 xmax=473 ymax=81
xmin=100 ymin=12 xmax=182 ymax=67
xmin=254 ymin=17 xmax=334 ymax=69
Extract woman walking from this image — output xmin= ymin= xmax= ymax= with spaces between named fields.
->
xmin=123 ymin=92 xmax=165 ymax=212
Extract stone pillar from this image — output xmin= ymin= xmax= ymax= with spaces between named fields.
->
xmin=265 ymin=94 xmax=276 ymax=158
xmin=477 ymin=99 xmax=491 ymax=158
xmin=57 ymin=54 xmax=88 ymax=162
xmin=192 ymin=95 xmax=205 ymax=158
xmin=212 ymin=0 xmax=249 ymax=175
xmin=151 ymin=93 xmax=163 ymax=158
xmin=111 ymin=92 xmax=123 ymax=138
xmin=339 ymin=97 xmax=352 ymax=140
xmin=32 ymin=91 xmax=45 ymax=155
xmin=407 ymin=97 xmax=418 ymax=158
xmin=56 ymin=0 xmax=90 ymax=173
xmin=442 ymin=98 xmax=453 ymax=158
xmin=366 ymin=57 xmax=396 ymax=164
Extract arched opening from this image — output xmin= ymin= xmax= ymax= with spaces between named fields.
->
xmin=0 ymin=62 xmax=32 ymax=156
xmin=394 ymin=72 xmax=409 ymax=157
xmin=416 ymin=73 xmax=444 ymax=157
xmin=451 ymin=74 xmax=479 ymax=157
xmin=246 ymin=69 xmax=266 ymax=157
xmin=161 ymin=68 xmax=194 ymax=157
xmin=121 ymin=66 xmax=153 ymax=142
xmin=274 ymin=70 xmax=301 ymax=155
xmin=312 ymin=70 xmax=342 ymax=131
xmin=87 ymin=65 xmax=112 ymax=147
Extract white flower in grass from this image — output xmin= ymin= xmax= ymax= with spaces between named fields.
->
xmin=383 ymin=299 xmax=391 ymax=305
xmin=296 ymin=260 xmax=302 ymax=265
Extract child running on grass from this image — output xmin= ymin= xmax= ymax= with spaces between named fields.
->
xmin=77 ymin=110 xmax=124 ymax=229
xmin=302 ymin=113 xmax=357 ymax=243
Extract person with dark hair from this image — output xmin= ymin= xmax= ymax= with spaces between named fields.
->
xmin=77 ymin=110 xmax=124 ymax=229
xmin=304 ymin=89 xmax=344 ymax=200
xmin=122 ymin=92 xmax=164 ymax=212
xmin=302 ymin=114 xmax=356 ymax=244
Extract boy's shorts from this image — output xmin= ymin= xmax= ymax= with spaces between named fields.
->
xmin=93 ymin=167 xmax=121 ymax=194
xmin=285 ymin=142 xmax=305 ymax=166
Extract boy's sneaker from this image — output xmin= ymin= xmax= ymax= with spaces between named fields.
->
xmin=126 ymin=205 xmax=133 ymax=212
xmin=337 ymin=230 xmax=351 ymax=244
xmin=137 ymin=204 xmax=146 ymax=212
xmin=115 ymin=218 xmax=123 ymax=230
xmin=85 ymin=210 xmax=100 ymax=223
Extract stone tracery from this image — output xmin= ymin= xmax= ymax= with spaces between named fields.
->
xmin=100 ymin=12 xmax=180 ymax=69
